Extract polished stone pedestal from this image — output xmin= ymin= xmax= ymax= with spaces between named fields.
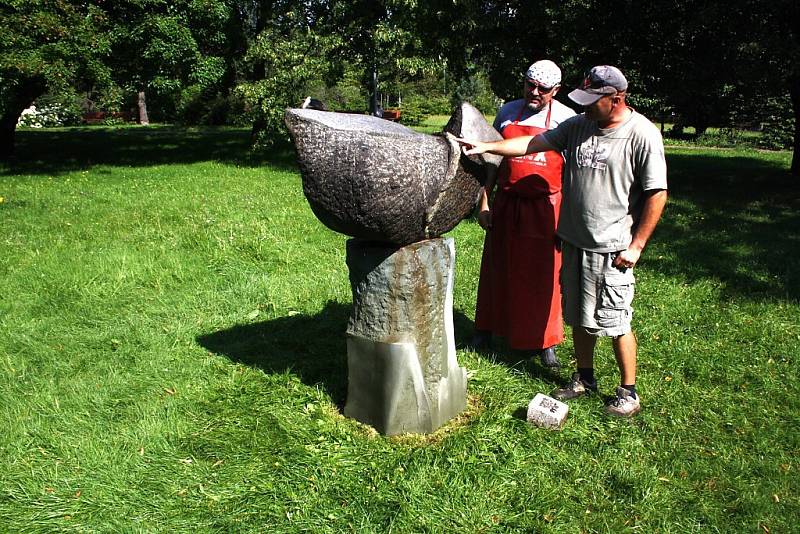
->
xmin=343 ymin=237 xmax=467 ymax=435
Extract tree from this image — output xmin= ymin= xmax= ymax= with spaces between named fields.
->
xmin=607 ymin=0 xmax=799 ymax=172
xmin=427 ymin=0 xmax=799 ymax=174
xmin=0 ymin=0 xmax=112 ymax=160
xmin=415 ymin=1 xmax=578 ymax=101
xmin=736 ymin=0 xmax=799 ymax=174
xmin=239 ymin=1 xmax=446 ymax=146
xmin=235 ymin=1 xmax=340 ymax=145
xmin=103 ymin=0 xmax=234 ymax=124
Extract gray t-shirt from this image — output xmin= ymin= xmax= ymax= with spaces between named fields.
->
xmin=541 ymin=110 xmax=667 ymax=252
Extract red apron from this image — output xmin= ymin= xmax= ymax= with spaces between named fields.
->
xmin=474 ymin=104 xmax=564 ymax=349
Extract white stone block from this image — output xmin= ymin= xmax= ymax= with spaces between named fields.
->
xmin=526 ymin=393 xmax=569 ymax=429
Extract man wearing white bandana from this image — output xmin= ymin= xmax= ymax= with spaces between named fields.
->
xmin=471 ymin=60 xmax=575 ymax=369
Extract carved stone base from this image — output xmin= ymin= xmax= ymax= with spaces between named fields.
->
xmin=343 ymin=237 xmax=467 ymax=435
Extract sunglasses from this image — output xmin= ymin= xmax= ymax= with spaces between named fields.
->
xmin=524 ymin=79 xmax=557 ymax=94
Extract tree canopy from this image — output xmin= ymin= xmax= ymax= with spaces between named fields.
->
xmin=1 ymin=0 xmax=797 ymax=173
xmin=431 ymin=0 xmax=798 ymax=173
xmin=0 ymin=0 xmax=112 ymax=158
xmin=103 ymin=0 xmax=235 ymax=123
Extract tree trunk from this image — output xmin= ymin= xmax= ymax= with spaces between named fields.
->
xmin=0 ymin=76 xmax=46 ymax=162
xmin=369 ymin=61 xmax=379 ymax=116
xmin=0 ymin=115 xmax=18 ymax=162
xmin=791 ymin=78 xmax=799 ymax=176
xmin=694 ymin=114 xmax=709 ymax=137
xmin=251 ymin=116 xmax=265 ymax=145
xmin=137 ymin=90 xmax=149 ymax=125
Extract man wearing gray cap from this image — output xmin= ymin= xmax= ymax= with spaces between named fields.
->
xmin=460 ymin=65 xmax=668 ymax=417
xmin=472 ymin=59 xmax=575 ymax=369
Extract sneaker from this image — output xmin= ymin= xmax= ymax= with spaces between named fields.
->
xmin=604 ymin=386 xmax=641 ymax=417
xmin=538 ymin=346 xmax=561 ymax=368
xmin=550 ymin=372 xmax=597 ymax=400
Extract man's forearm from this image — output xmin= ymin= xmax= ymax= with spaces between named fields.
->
xmin=464 ymin=134 xmax=553 ymax=157
xmin=483 ymin=165 xmax=497 ymax=197
xmin=629 ymin=189 xmax=668 ymax=252
xmin=613 ymin=189 xmax=667 ymax=269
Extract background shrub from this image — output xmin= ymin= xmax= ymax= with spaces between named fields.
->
xmin=398 ymin=94 xmax=427 ymax=125
xmin=451 ymin=70 xmax=500 ymax=115
xmin=758 ymin=95 xmax=794 ymax=150
xmin=17 ymin=92 xmax=82 ymax=128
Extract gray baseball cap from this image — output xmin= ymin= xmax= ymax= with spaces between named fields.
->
xmin=568 ymin=65 xmax=628 ymax=106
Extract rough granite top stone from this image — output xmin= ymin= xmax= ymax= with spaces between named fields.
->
xmin=289 ymin=108 xmax=416 ymax=136
xmin=285 ymin=103 xmax=502 ymax=245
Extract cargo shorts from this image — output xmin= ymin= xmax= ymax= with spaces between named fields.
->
xmin=560 ymin=241 xmax=635 ymax=337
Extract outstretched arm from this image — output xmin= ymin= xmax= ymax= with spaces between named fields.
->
xmin=457 ymin=134 xmax=554 ymax=157
xmin=613 ymin=189 xmax=668 ymax=269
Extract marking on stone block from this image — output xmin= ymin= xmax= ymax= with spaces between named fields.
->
xmin=526 ymin=393 xmax=569 ymax=430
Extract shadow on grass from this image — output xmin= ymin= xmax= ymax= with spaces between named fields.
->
xmin=197 ymin=300 xmax=350 ymax=406
xmin=645 ymin=152 xmax=800 ymax=301
xmin=453 ymin=309 xmax=563 ymax=384
xmin=3 ymin=126 xmax=298 ymax=176
xmin=197 ymin=303 xmax=562 ymax=409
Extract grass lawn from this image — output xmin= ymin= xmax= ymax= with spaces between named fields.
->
xmin=1 ymin=125 xmax=798 ymax=532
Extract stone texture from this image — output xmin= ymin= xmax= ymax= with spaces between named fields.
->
xmin=526 ymin=393 xmax=569 ymax=430
xmin=284 ymin=103 xmax=502 ymax=246
xmin=425 ymin=102 xmax=504 ymax=238
xmin=343 ymin=237 xmax=467 ymax=435
xmin=443 ymin=102 xmax=504 ymax=172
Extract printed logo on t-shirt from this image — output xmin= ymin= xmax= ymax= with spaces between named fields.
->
xmin=577 ymin=138 xmax=609 ymax=170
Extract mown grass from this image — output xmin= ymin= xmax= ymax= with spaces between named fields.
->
xmin=1 ymin=125 xmax=798 ymax=532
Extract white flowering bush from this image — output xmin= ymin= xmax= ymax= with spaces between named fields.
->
xmin=17 ymin=98 xmax=82 ymax=128
xmin=17 ymin=106 xmax=45 ymax=128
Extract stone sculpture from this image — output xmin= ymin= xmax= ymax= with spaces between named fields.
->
xmin=285 ymin=104 xmax=502 ymax=245
xmin=285 ymin=103 xmax=501 ymax=435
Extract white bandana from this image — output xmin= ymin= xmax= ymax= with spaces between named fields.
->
xmin=524 ymin=60 xmax=562 ymax=87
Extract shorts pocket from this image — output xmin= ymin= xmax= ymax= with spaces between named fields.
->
xmin=595 ymin=272 xmax=635 ymax=329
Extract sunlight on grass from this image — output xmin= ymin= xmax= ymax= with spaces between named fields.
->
xmin=1 ymin=126 xmax=797 ymax=532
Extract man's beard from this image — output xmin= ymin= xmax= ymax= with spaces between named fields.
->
xmin=526 ymin=99 xmax=546 ymax=113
